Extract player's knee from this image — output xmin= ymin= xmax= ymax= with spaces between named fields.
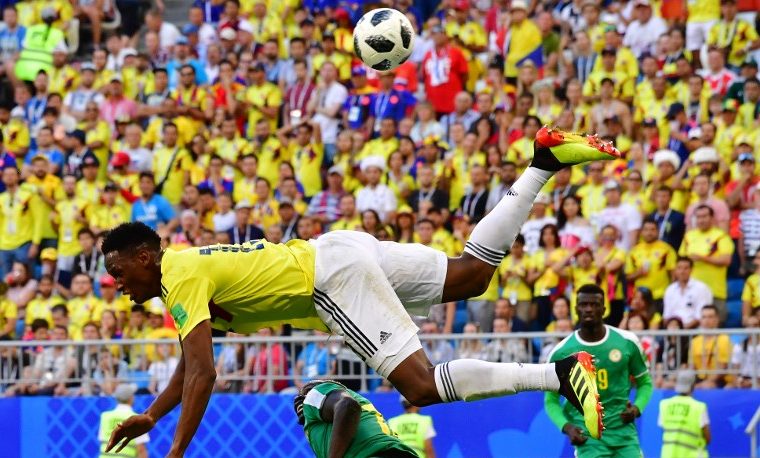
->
xmin=399 ymin=378 xmax=440 ymax=407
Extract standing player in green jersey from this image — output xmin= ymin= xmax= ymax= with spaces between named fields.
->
xmin=545 ymin=284 xmax=654 ymax=457
xmin=294 ymin=379 xmax=420 ymax=458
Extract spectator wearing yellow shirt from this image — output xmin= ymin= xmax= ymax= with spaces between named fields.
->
xmin=507 ymin=116 xmax=541 ymax=172
xmin=1 ymin=107 xmax=30 ymax=158
xmin=277 ymin=121 xmax=323 ymax=199
xmin=26 ymin=154 xmax=64 ymax=244
xmin=416 ymin=218 xmax=452 ymax=255
xmin=152 ymin=122 xmax=192 ymax=206
xmin=67 ymin=272 xmax=103 ymax=340
xmin=358 ymin=118 xmax=400 ymax=161
xmin=575 ymin=161 xmax=607 ymax=220
xmin=649 ymin=149 xmax=688 ymax=213
xmin=741 ymin=251 xmax=760 ymax=325
xmin=94 ymin=274 xmax=131 ymax=326
xmin=53 ymin=174 xmax=90 ymax=274
xmin=92 ymin=49 xmax=114 ymax=91
xmin=209 ymin=118 xmax=252 ymax=181
xmin=172 ymin=64 xmax=212 ymax=133
xmin=737 ymin=78 xmax=759 ymax=130
xmin=527 ymin=224 xmax=568 ymax=329
xmin=330 ymin=194 xmax=361 ymax=231
xmin=243 ymin=63 xmax=282 ymax=136
xmin=690 ymin=305 xmax=731 ymax=388
xmin=679 ymin=205 xmax=734 ymax=323
xmin=25 ymin=274 xmax=64 ymax=329
xmin=686 ymin=0 xmax=721 ymax=66
xmin=553 ymin=246 xmax=610 ymax=322
xmin=634 ymin=75 xmax=675 ymax=129
xmin=49 ymin=45 xmax=78 ymax=98
xmin=714 ymin=99 xmax=745 ymax=160
xmin=312 ymin=32 xmax=352 ymax=82
xmin=626 ymin=219 xmax=678 ymax=305
xmin=233 ymin=154 xmax=259 ymax=205
xmin=594 ymin=225 xmax=627 ymax=324
xmin=142 ymin=98 xmax=195 ymax=149
xmin=583 ymin=48 xmax=634 ymax=104
xmin=250 ymin=177 xmax=280 ymax=229
xmin=0 ymin=282 xmax=17 ymax=338
xmin=0 ymin=166 xmax=44 ymax=277
xmin=89 ymin=183 xmax=130 ymax=236
xmin=250 ymin=119 xmax=286 ymax=188
xmin=75 ymin=152 xmax=104 ymax=205
xmin=593 ymin=27 xmax=639 ymax=81
xmin=246 ymin=0 xmax=283 ymax=46
xmin=706 ymin=0 xmax=760 ymax=69
xmin=80 ymin=101 xmax=111 ymax=180
xmin=499 ymin=235 xmax=532 ymax=324
xmin=503 ymin=0 xmax=542 ymax=79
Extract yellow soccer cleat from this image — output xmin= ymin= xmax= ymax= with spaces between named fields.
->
xmin=556 ymin=351 xmax=604 ymax=439
xmin=531 ymin=126 xmax=622 ymax=171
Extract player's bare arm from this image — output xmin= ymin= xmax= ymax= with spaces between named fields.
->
xmin=320 ymin=390 xmax=363 ymax=458
xmin=166 ymin=320 xmax=216 ymax=457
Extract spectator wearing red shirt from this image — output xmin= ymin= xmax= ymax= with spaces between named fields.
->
xmin=422 ymin=25 xmax=468 ymax=116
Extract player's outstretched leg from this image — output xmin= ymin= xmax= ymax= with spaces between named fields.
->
xmin=389 ymin=349 xmax=604 ymax=440
xmin=444 ymin=127 xmax=620 ymax=300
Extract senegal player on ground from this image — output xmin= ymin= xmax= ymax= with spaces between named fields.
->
xmin=546 ymin=284 xmax=654 ymax=458
xmin=102 ymin=127 xmax=619 ymax=456
xmin=294 ymin=379 xmax=419 ymax=458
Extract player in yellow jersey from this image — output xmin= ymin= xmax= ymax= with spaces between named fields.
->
xmin=103 ymin=128 xmax=620 ymax=456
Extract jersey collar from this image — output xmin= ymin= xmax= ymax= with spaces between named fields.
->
xmin=574 ymin=325 xmax=610 ymax=346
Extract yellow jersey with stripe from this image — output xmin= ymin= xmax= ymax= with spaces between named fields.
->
xmin=161 ymin=240 xmax=327 ymax=340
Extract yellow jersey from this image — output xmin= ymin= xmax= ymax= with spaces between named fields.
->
xmin=742 ymin=273 xmax=760 ymax=312
xmin=583 ymin=70 xmax=634 ymax=100
xmin=289 ymin=141 xmax=324 ymax=198
xmin=68 ymin=295 xmax=103 ymax=340
xmin=160 ymin=240 xmax=326 ymax=340
xmin=143 ymin=117 xmax=195 ymax=148
xmin=358 ymin=137 xmax=399 ymax=161
xmin=54 ymin=198 xmax=90 ymax=256
xmin=243 ymin=82 xmax=283 ymax=134
xmin=0 ymin=298 xmax=18 ymax=336
xmin=1 ymin=118 xmax=30 ymax=156
xmin=707 ymin=19 xmax=760 ymax=68
xmin=89 ymin=203 xmax=131 ymax=234
xmin=253 ymin=136 xmax=286 ymax=188
xmin=233 ymin=177 xmax=258 ymax=204
xmin=531 ymin=247 xmax=569 ymax=297
xmin=152 ymin=146 xmax=192 ymax=205
xmin=0 ymin=184 xmax=45 ymax=250
xmin=25 ymin=294 xmax=65 ymax=327
xmin=679 ymin=227 xmax=734 ymax=299
xmin=208 ymin=136 xmax=252 ymax=180
xmin=49 ymin=65 xmax=79 ymax=97
xmin=575 ymin=182 xmax=607 ymax=218
xmin=687 ymin=0 xmax=720 ymax=23
xmin=312 ymin=52 xmax=352 ymax=81
xmin=25 ymin=173 xmax=62 ymax=240
xmin=75 ymin=180 xmax=104 ymax=206
xmin=625 ymin=240 xmax=677 ymax=299
xmin=591 ymin=47 xmax=639 ymax=81
xmin=498 ymin=254 xmax=532 ymax=302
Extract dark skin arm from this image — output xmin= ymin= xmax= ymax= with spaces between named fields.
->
xmin=105 ymin=321 xmax=215 ymax=456
xmin=321 ymin=390 xmax=363 ymax=458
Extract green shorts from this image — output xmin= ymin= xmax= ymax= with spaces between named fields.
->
xmin=575 ymin=440 xmax=642 ymax=458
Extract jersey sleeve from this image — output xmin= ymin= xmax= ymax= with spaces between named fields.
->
xmin=163 ymin=274 xmax=214 ymax=340
xmin=302 ymin=382 xmax=345 ymax=425
xmin=742 ymin=278 xmax=754 ymax=302
xmin=627 ymin=334 xmax=649 ymax=378
xmin=717 ymin=233 xmax=735 ymax=256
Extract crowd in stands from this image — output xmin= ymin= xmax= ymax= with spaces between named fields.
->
xmin=1 ymin=0 xmax=760 ymax=395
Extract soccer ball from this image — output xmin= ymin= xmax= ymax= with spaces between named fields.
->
xmin=353 ymin=8 xmax=415 ymax=71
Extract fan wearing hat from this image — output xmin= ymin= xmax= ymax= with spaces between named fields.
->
xmin=49 ymin=41 xmax=79 ymax=98
xmin=242 ymin=61 xmax=282 ymax=136
xmin=445 ymin=0 xmax=487 ymax=56
xmin=715 ymin=99 xmax=745 ymax=159
xmin=706 ymin=0 xmax=759 ymax=68
xmin=650 ymin=149 xmax=688 ymax=212
xmin=502 ymin=0 xmax=542 ymax=81
xmin=356 ymin=156 xmax=397 ymax=224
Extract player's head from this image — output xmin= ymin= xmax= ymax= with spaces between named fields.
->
xmin=102 ymin=222 xmax=163 ymax=304
xmin=294 ymin=379 xmax=347 ymax=425
xmin=576 ymin=284 xmax=605 ymax=327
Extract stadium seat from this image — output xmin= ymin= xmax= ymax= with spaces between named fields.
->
xmin=727 ymin=278 xmax=745 ymax=301
xmin=726 ymin=300 xmax=743 ymax=328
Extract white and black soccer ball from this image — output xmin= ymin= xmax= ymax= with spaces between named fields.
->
xmin=353 ymin=8 xmax=415 ymax=71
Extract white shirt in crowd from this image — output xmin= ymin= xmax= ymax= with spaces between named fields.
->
xmin=213 ymin=210 xmax=236 ymax=232
xmin=595 ymin=203 xmax=642 ymax=250
xmin=623 ymin=16 xmax=667 ymax=57
xmin=159 ymin=22 xmax=182 ymax=52
xmin=521 ymin=215 xmax=557 ymax=254
xmin=148 ymin=356 xmax=179 ymax=392
xmin=663 ymin=278 xmax=713 ymax=325
xmin=312 ymin=81 xmax=348 ymax=144
xmin=356 ymin=184 xmax=397 ymax=223
xmin=123 ymin=146 xmax=153 ymax=173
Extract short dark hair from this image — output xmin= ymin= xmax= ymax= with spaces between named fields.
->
xmin=577 ymin=283 xmax=605 ymax=299
xmin=139 ymin=171 xmax=156 ymax=182
xmin=31 ymin=319 xmax=50 ymax=332
xmin=701 ymin=304 xmax=718 ymax=316
xmin=641 ymin=217 xmax=658 ymax=228
xmin=102 ymin=222 xmax=162 ymax=256
xmin=695 ymin=204 xmax=714 ymax=217
xmin=417 ymin=218 xmax=435 ymax=228
xmin=131 ymin=303 xmax=147 ymax=314
xmin=78 ymin=228 xmax=95 ymax=239
xmin=514 ymin=233 xmax=525 ymax=245
xmin=676 ymin=256 xmax=693 ymax=267
xmin=51 ymin=304 xmax=68 ymax=316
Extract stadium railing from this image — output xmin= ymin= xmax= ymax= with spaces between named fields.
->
xmin=0 ymin=329 xmax=757 ymax=395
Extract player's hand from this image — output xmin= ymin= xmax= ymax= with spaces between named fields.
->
xmin=562 ymin=423 xmax=588 ymax=445
xmin=620 ymin=401 xmax=640 ymax=424
xmin=106 ymin=414 xmax=156 ymax=453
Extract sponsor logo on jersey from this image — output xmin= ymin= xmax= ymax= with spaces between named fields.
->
xmin=171 ymin=303 xmax=188 ymax=329
xmin=379 ymin=331 xmax=392 ymax=344
xmin=609 ymin=348 xmax=622 ymax=362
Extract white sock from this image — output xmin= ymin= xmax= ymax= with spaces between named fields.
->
xmin=434 ymin=359 xmax=560 ymax=402
xmin=464 ymin=167 xmax=552 ymax=266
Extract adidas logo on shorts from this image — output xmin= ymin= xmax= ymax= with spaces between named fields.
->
xmin=505 ymin=187 xmax=519 ymax=197
xmin=379 ymin=331 xmax=392 ymax=344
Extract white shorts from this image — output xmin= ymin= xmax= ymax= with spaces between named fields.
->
xmin=310 ymin=231 xmax=448 ymax=377
xmin=686 ymin=20 xmax=717 ymax=51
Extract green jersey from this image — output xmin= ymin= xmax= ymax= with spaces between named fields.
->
xmin=302 ymin=382 xmax=419 ymax=458
xmin=545 ymin=325 xmax=653 ymax=449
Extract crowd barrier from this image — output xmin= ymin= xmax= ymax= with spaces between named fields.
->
xmin=2 ymin=389 xmax=758 ymax=457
